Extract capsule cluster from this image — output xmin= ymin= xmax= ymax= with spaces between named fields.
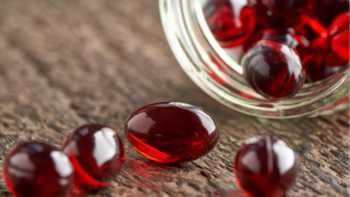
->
xmin=205 ymin=0 xmax=349 ymax=99
xmin=3 ymin=102 xmax=298 ymax=197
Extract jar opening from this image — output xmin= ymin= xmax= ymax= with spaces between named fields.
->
xmin=160 ymin=0 xmax=349 ymax=118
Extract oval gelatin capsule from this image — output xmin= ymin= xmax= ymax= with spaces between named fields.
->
xmin=125 ymin=102 xmax=219 ymax=164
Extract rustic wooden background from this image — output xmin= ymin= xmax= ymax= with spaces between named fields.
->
xmin=0 ymin=1 xmax=349 ymax=196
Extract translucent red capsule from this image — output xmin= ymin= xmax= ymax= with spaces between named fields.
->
xmin=329 ymin=12 xmax=349 ymax=61
xmin=262 ymin=30 xmax=298 ymax=48
xmin=125 ymin=102 xmax=219 ymax=164
xmin=303 ymin=12 xmax=349 ymax=81
xmin=3 ymin=142 xmax=74 ymax=197
xmin=254 ymin=0 xmax=309 ymax=29
xmin=234 ymin=136 xmax=298 ymax=197
xmin=314 ymin=0 xmax=350 ymax=26
xmin=63 ymin=124 xmax=124 ymax=191
xmin=242 ymin=39 xmax=305 ymax=99
xmin=204 ymin=0 xmax=257 ymax=47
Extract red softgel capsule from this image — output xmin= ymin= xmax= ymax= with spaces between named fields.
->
xmin=314 ymin=0 xmax=350 ymax=26
xmin=234 ymin=136 xmax=298 ymax=197
xmin=329 ymin=12 xmax=349 ymax=61
xmin=63 ymin=124 xmax=124 ymax=191
xmin=126 ymin=102 xmax=219 ymax=164
xmin=242 ymin=39 xmax=305 ymax=99
xmin=303 ymin=12 xmax=349 ymax=81
xmin=3 ymin=142 xmax=74 ymax=197
xmin=254 ymin=0 xmax=308 ymax=29
xmin=204 ymin=0 xmax=256 ymax=47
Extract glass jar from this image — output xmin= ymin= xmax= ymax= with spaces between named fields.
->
xmin=159 ymin=0 xmax=349 ymax=118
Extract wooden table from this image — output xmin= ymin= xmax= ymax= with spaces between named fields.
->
xmin=0 ymin=1 xmax=349 ymax=196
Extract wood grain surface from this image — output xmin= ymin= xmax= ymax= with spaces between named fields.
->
xmin=0 ymin=1 xmax=349 ymax=196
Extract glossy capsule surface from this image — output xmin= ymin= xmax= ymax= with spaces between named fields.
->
xmin=234 ymin=136 xmax=298 ymax=197
xmin=3 ymin=142 xmax=74 ymax=197
xmin=126 ymin=102 xmax=219 ymax=164
xmin=63 ymin=124 xmax=124 ymax=190
xmin=242 ymin=40 xmax=305 ymax=99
